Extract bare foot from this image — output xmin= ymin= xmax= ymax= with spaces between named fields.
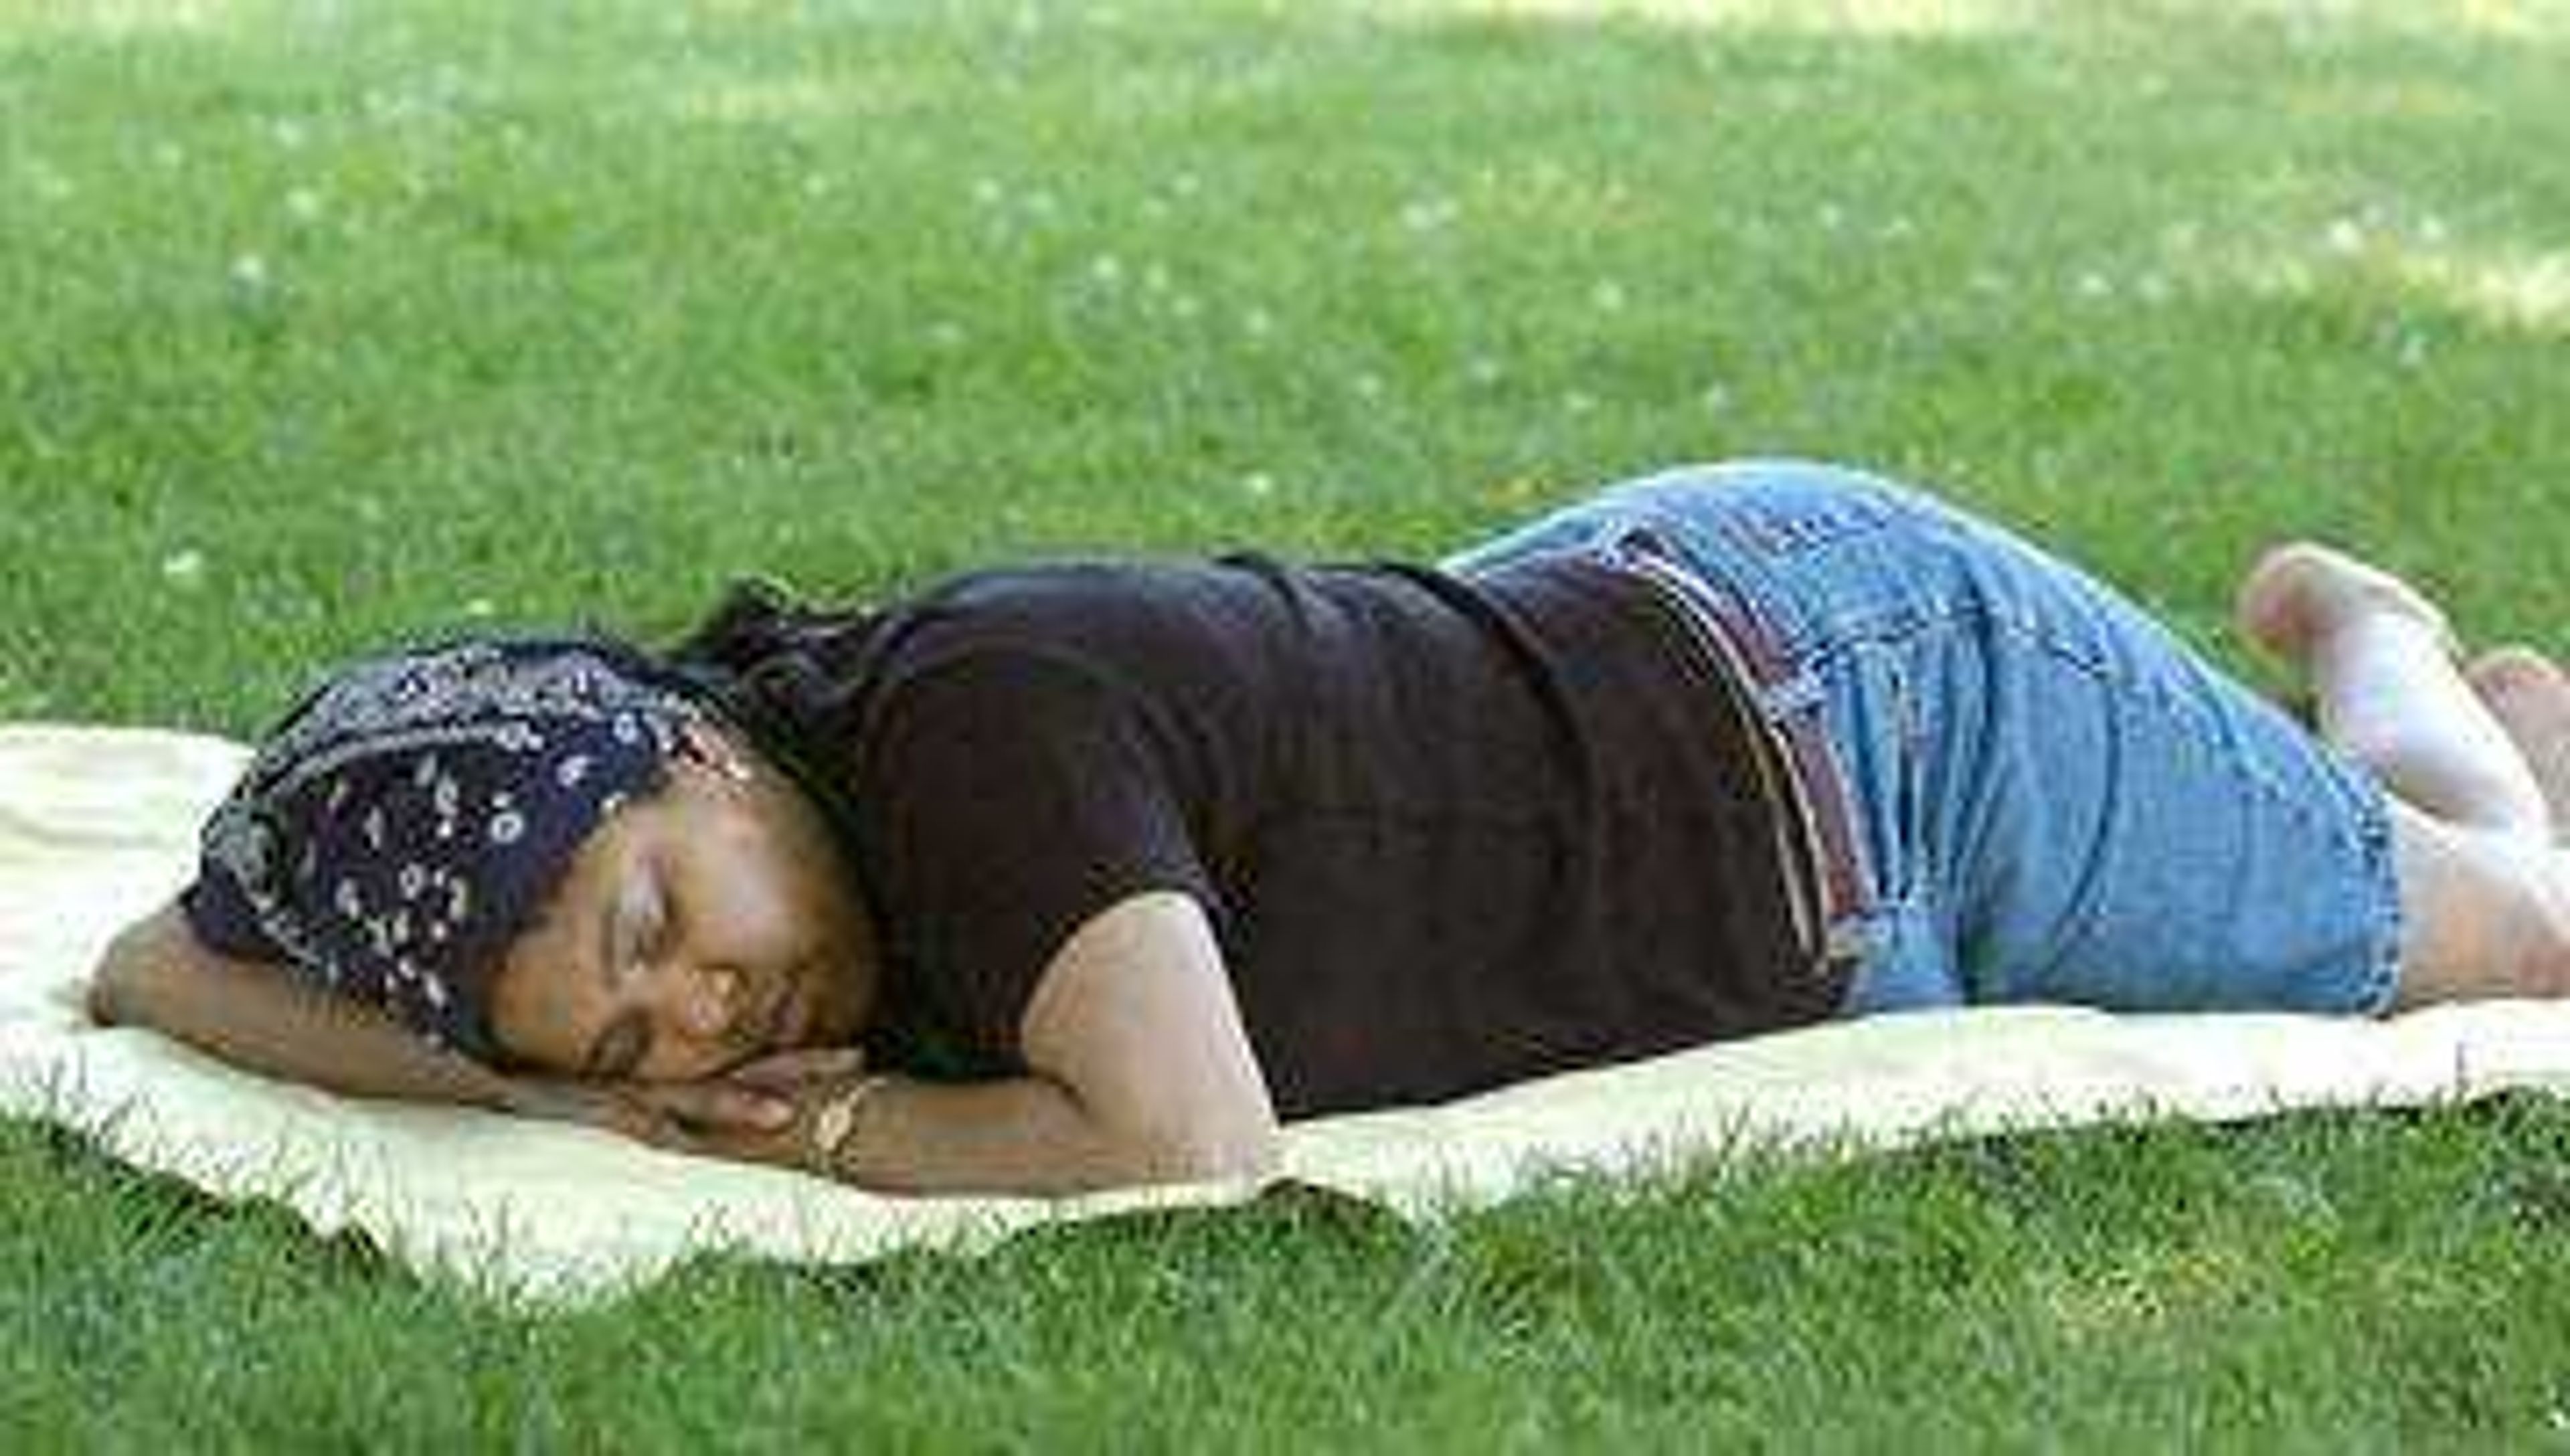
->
xmin=2236 ymin=541 xmax=2459 ymax=667
xmin=2468 ymin=646 xmax=2570 ymax=842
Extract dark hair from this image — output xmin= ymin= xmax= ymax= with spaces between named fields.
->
xmin=640 ymin=575 xmax=883 ymax=847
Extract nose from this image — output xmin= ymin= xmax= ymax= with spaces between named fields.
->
xmin=671 ymin=964 xmax=745 ymax=1042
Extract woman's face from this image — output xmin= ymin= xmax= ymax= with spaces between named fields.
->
xmin=487 ymin=724 xmax=877 ymax=1083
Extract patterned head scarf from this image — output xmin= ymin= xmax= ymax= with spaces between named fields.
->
xmin=179 ymin=636 xmax=713 ymax=1062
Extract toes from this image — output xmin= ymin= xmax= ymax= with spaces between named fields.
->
xmin=2469 ymin=646 xmax=2567 ymax=703
xmin=2235 ymin=541 xmax=2334 ymax=658
xmin=2235 ymin=540 xmax=2456 ymax=662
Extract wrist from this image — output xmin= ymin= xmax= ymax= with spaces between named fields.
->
xmin=804 ymin=1072 xmax=895 ymax=1178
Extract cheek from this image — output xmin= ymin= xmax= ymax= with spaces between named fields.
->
xmin=489 ymin=941 xmax=596 ymax=1072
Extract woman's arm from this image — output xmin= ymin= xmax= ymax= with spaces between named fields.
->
xmin=689 ymin=891 xmax=1284 ymax=1196
xmin=836 ymin=890 xmax=1281 ymax=1194
xmin=90 ymin=885 xmax=1277 ymax=1194
xmin=88 ymin=901 xmax=515 ymax=1107
xmin=92 ymin=903 xmax=841 ymax=1140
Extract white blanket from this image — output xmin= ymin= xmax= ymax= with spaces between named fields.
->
xmin=7 ymin=723 xmax=2568 ymax=1303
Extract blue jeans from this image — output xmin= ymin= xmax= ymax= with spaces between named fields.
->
xmin=1445 ymin=460 xmax=2406 ymax=1016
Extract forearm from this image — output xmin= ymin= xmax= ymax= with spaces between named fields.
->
xmin=831 ymin=1074 xmax=1273 ymax=1198
xmin=89 ymin=905 xmax=509 ymax=1111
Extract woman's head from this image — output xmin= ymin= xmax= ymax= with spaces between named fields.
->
xmin=181 ymin=634 xmax=876 ymax=1075
xmin=484 ymin=715 xmax=875 ymax=1081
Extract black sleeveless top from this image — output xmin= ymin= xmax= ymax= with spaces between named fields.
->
xmin=665 ymin=551 xmax=1834 ymax=1119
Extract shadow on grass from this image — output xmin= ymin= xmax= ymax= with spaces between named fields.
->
xmin=7 ymin=1113 xmax=413 ymax=1291
xmin=640 ymin=1174 xmax=1422 ymax=1317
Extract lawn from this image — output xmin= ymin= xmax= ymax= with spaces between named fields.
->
xmin=4 ymin=0 xmax=2569 ymax=1446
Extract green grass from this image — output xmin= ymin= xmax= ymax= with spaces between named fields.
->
xmin=3 ymin=0 xmax=2567 ymax=1445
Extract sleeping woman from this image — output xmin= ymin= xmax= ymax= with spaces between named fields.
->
xmin=86 ymin=460 xmax=2570 ymax=1196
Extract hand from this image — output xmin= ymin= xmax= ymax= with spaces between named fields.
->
xmin=501 ymin=1046 xmax=872 ymax=1162
xmin=673 ymin=1050 xmax=884 ymax=1173
xmin=723 ymin=1045 xmax=868 ymax=1099
xmin=501 ymin=1072 xmax=799 ymax=1149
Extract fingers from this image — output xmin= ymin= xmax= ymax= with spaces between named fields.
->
xmin=504 ymin=1077 xmax=692 ymax=1149
xmin=600 ymin=1098 xmax=700 ymax=1151
xmin=725 ymin=1045 xmax=867 ymax=1093
xmin=507 ymin=1063 xmax=866 ymax=1163
xmin=630 ymin=1079 xmax=798 ymax=1133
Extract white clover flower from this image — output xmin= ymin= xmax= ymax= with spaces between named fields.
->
xmin=285 ymin=187 xmax=323 ymax=223
xmin=1400 ymin=197 xmax=1456 ymax=234
xmin=230 ymin=254 xmax=270 ymax=290
xmin=161 ymin=548 xmax=207 ymax=584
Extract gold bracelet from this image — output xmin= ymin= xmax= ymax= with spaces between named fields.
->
xmin=804 ymin=1073 xmax=893 ymax=1176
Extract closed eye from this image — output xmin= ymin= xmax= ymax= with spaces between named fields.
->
xmin=624 ymin=872 xmax=669 ymax=978
xmin=581 ymin=869 xmax=665 ymax=1077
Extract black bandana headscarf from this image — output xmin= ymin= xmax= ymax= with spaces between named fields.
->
xmin=179 ymin=635 xmax=713 ymax=1061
